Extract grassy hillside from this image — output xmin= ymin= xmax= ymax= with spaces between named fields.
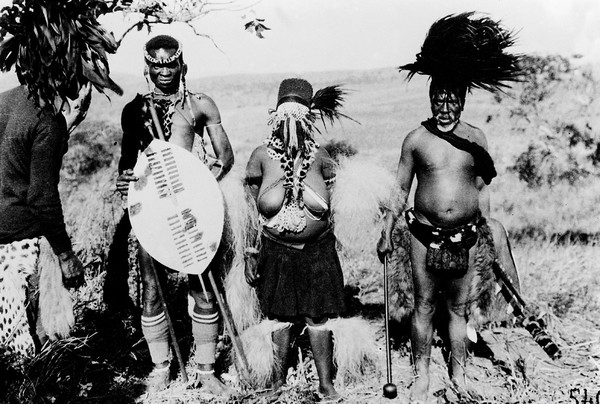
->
xmin=86 ymin=63 xmax=600 ymax=237
xmin=1 ymin=61 xmax=599 ymax=403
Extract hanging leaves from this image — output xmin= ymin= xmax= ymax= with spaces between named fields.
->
xmin=0 ymin=0 xmax=273 ymax=113
xmin=244 ymin=18 xmax=270 ymax=39
xmin=0 ymin=0 xmax=122 ymax=114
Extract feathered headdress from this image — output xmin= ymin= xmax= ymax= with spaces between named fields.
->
xmin=0 ymin=0 xmax=123 ymax=113
xmin=399 ymin=12 xmax=523 ymax=93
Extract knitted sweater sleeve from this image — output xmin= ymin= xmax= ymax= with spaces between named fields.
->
xmin=118 ymin=95 xmax=145 ymax=173
xmin=28 ymin=114 xmax=72 ymax=254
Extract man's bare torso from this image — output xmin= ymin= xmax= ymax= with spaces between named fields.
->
xmin=157 ymin=94 xmax=205 ymax=152
xmin=411 ymin=121 xmax=486 ymax=228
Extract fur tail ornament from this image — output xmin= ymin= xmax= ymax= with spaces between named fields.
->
xmin=331 ymin=156 xmax=395 ymax=255
xmin=39 ymin=237 xmax=74 ymax=340
xmin=236 ymin=320 xmax=291 ymax=388
xmin=219 ymin=168 xmax=263 ymax=332
xmin=235 ymin=317 xmax=380 ymax=388
xmin=327 ymin=316 xmax=381 ymax=385
xmin=387 ymin=220 xmax=414 ymax=323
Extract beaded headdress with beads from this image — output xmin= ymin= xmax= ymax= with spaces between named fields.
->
xmin=263 ymin=78 xmax=353 ymax=233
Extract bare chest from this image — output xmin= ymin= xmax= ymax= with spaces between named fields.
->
xmin=158 ymin=106 xmax=200 ymax=151
xmin=415 ymin=137 xmax=475 ymax=174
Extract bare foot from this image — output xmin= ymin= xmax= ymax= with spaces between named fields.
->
xmin=409 ymin=375 xmax=429 ymax=403
xmin=450 ymin=378 xmax=482 ymax=403
xmin=318 ymin=383 xmax=341 ymax=402
xmin=451 ymin=373 xmax=466 ymax=393
xmin=196 ymin=372 xmax=237 ymax=398
xmin=145 ymin=365 xmax=170 ymax=394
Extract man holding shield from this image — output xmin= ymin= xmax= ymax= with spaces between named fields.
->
xmin=116 ymin=35 xmax=235 ymax=395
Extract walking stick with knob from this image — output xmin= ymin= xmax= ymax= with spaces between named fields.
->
xmin=383 ymin=256 xmax=398 ymax=399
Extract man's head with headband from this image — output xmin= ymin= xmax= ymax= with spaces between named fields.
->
xmin=144 ymin=35 xmax=187 ymax=95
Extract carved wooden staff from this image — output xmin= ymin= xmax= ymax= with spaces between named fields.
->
xmin=492 ymin=260 xmax=561 ymax=360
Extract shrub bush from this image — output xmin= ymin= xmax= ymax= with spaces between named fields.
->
xmin=510 ymin=122 xmax=599 ymax=187
xmin=323 ymin=139 xmax=358 ymax=161
xmin=508 ymin=55 xmax=600 ymax=187
xmin=61 ymin=121 xmax=121 ymax=182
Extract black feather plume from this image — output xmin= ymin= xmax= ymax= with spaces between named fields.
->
xmin=399 ymin=12 xmax=523 ymax=92
xmin=0 ymin=0 xmax=122 ymax=113
xmin=310 ymin=85 xmax=358 ymax=129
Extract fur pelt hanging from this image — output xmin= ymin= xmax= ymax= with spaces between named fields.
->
xmin=219 ymin=167 xmax=263 ymax=332
xmin=327 ymin=317 xmax=381 ymax=386
xmin=399 ymin=11 xmax=523 ymax=92
xmin=39 ymin=237 xmax=75 ymax=340
xmin=331 ymin=156 xmax=395 ymax=255
xmin=234 ymin=317 xmax=381 ymax=389
xmin=386 ymin=217 xmax=519 ymax=327
xmin=236 ymin=320 xmax=291 ymax=388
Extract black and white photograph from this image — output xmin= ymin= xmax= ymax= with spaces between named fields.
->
xmin=0 ymin=0 xmax=598 ymax=403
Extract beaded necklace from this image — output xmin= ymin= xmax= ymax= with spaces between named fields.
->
xmin=263 ymin=134 xmax=319 ymax=233
xmin=145 ymin=90 xmax=184 ymax=141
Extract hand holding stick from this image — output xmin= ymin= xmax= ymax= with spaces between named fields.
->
xmin=383 ymin=256 xmax=398 ymax=399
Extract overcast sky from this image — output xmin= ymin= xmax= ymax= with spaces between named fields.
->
xmin=0 ymin=0 xmax=599 ymax=80
xmin=98 ymin=0 xmax=600 ymax=78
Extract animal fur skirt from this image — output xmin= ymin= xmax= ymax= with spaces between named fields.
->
xmin=387 ymin=215 xmax=505 ymax=326
xmin=0 ymin=237 xmax=73 ymax=357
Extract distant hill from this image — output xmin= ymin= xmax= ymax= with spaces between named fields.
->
xmin=0 ymin=66 xmax=496 ymax=169
xmin=85 ymin=67 xmax=427 ymax=125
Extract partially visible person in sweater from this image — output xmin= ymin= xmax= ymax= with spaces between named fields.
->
xmin=0 ymin=84 xmax=88 ymax=355
xmin=0 ymin=2 xmax=121 ymax=356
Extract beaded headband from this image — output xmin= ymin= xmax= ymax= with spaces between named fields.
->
xmin=144 ymin=43 xmax=183 ymax=64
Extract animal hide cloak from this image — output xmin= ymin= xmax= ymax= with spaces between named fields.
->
xmin=387 ymin=216 xmax=513 ymax=326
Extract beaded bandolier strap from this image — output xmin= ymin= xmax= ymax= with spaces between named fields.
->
xmin=150 ymin=95 xmax=179 ymax=141
xmin=141 ymin=91 xmax=208 ymax=163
